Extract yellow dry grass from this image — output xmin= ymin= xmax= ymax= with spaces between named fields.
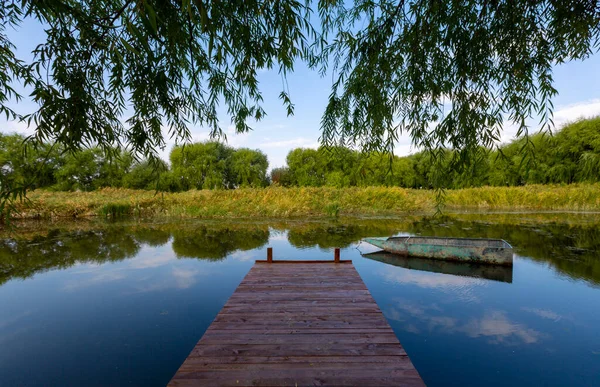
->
xmin=13 ymin=184 xmax=600 ymax=219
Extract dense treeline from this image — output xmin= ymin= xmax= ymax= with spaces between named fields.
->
xmin=0 ymin=138 xmax=268 ymax=191
xmin=274 ymin=117 xmax=600 ymax=188
xmin=1 ymin=117 xmax=599 ymax=191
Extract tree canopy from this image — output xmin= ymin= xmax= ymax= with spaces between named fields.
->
xmin=2 ymin=116 xmax=600 ymax=194
xmin=1 ymin=0 xmax=599 ymax=215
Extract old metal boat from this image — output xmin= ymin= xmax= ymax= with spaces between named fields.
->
xmin=363 ymin=236 xmax=513 ymax=266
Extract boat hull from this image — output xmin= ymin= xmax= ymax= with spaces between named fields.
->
xmin=363 ymin=237 xmax=513 ymax=266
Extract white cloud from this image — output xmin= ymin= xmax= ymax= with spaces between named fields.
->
xmin=380 ymin=268 xmax=485 ymax=303
xmin=128 ymin=253 xmax=175 ymax=269
xmin=62 ymin=270 xmax=126 ymax=291
xmin=462 ymin=310 xmax=541 ymax=344
xmin=499 ymin=98 xmax=600 ymax=142
xmin=2 ymin=120 xmax=34 ymax=136
xmin=268 ymin=231 xmax=288 ymax=241
xmin=172 ymin=267 xmax=199 ymax=289
xmin=393 ymin=134 xmax=416 ymax=156
xmin=521 ymin=307 xmax=563 ymax=322
xmin=553 ymin=99 xmax=600 ymax=127
xmin=261 ymin=137 xmax=319 ymax=149
xmin=228 ymin=250 xmax=257 ymax=262
xmin=386 ymin=299 xmax=542 ymax=345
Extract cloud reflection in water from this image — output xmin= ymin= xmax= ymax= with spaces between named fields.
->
xmin=386 ymin=298 xmax=543 ymax=345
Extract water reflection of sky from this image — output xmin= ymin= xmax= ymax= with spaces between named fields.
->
xmin=0 ymin=219 xmax=599 ymax=386
xmin=62 ymin=244 xmax=210 ymax=292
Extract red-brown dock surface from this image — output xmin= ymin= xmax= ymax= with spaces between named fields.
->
xmin=169 ymin=259 xmax=424 ymax=386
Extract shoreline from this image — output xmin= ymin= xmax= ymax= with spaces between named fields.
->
xmin=8 ymin=184 xmax=600 ymax=220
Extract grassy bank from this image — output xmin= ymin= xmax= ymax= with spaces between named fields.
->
xmin=9 ymin=184 xmax=600 ymax=220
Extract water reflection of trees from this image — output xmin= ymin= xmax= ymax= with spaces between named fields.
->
xmin=0 ymin=228 xmax=141 ymax=285
xmin=0 ymin=224 xmax=270 ymax=285
xmin=285 ymin=219 xmax=419 ymax=249
xmin=171 ymin=225 xmax=269 ymax=260
xmin=1 ymin=216 xmax=599 ymax=286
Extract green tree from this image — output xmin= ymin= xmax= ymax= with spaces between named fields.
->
xmin=321 ymin=147 xmax=358 ymax=188
xmin=170 ymin=142 xmax=234 ymax=190
xmin=270 ymin=167 xmax=292 ymax=187
xmin=123 ymin=158 xmax=169 ymax=190
xmin=552 ymin=117 xmax=600 ymax=183
xmin=286 ymin=148 xmax=326 ymax=187
xmin=54 ymin=148 xmax=100 ymax=191
xmin=230 ymin=148 xmax=268 ymax=187
xmin=54 ymin=147 xmax=132 ymax=191
xmin=0 ymin=133 xmax=62 ymax=189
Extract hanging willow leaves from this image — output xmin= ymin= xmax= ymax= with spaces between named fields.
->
xmin=315 ymin=0 xmax=600 ymax=185
xmin=0 ymin=0 xmax=599 ymax=219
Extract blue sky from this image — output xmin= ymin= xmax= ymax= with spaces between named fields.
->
xmin=3 ymin=18 xmax=600 ymax=169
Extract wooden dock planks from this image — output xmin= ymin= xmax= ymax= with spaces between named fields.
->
xmin=169 ymin=262 xmax=424 ymax=386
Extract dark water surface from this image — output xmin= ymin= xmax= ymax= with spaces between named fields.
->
xmin=1 ymin=214 xmax=599 ymax=386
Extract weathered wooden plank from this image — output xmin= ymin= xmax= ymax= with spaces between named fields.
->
xmin=227 ymin=292 xmax=372 ymax=298
xmin=209 ymin=320 xmax=390 ymax=328
xmin=168 ymin=262 xmax=424 ymax=386
xmin=170 ymin=376 xmax=423 ymax=387
xmin=213 ymin=313 xmax=390 ymax=322
xmin=178 ymin=355 xmax=408 ymax=364
xmin=203 ymin=327 xmax=396 ymax=335
xmin=220 ymin=306 xmax=382 ymax=313
xmin=176 ymin=360 xmax=413 ymax=371
xmin=223 ymin=302 xmax=377 ymax=308
xmin=235 ymin=284 xmax=368 ymax=289
xmin=191 ymin=343 xmax=408 ymax=357
xmin=199 ymin=333 xmax=401 ymax=344
xmin=172 ymin=367 xmax=420 ymax=379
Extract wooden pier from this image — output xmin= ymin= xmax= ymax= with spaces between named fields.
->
xmin=169 ymin=249 xmax=424 ymax=386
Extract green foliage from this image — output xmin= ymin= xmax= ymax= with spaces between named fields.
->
xmin=0 ymin=0 xmax=316 ymax=156
xmin=324 ymin=202 xmax=341 ymax=218
xmin=0 ymin=135 xmax=270 ymax=195
xmin=15 ymin=183 xmax=600 ymax=221
xmin=230 ymin=148 xmax=269 ymax=187
xmin=486 ymin=117 xmax=600 ymax=186
xmin=169 ymin=142 xmax=269 ymax=190
xmin=270 ymin=167 xmax=293 ymax=187
xmin=53 ymin=149 xmax=99 ymax=191
xmin=171 ymin=226 xmax=270 ymax=260
xmin=99 ymin=203 xmax=131 ymax=218
xmin=53 ymin=147 xmax=133 ymax=191
xmin=0 ymin=133 xmax=61 ymax=189
xmin=170 ymin=142 xmax=225 ymax=190
xmin=316 ymin=0 xmax=600 ymax=180
xmin=4 ymin=215 xmax=600 ymax=287
xmin=1 ymin=1 xmax=600 ymax=216
xmin=283 ymin=117 xmax=600 ymax=189
xmin=122 ymin=158 xmax=169 ymax=190
xmin=286 ymin=148 xmax=326 ymax=187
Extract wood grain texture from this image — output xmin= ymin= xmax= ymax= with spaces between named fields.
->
xmin=168 ymin=262 xmax=425 ymax=387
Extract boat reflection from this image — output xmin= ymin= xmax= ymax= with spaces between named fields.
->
xmin=362 ymin=251 xmax=513 ymax=283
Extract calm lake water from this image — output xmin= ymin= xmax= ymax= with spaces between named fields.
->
xmin=1 ymin=214 xmax=599 ymax=386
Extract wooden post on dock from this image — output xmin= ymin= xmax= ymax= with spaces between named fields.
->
xmin=267 ymin=247 xmax=273 ymax=263
xmin=334 ymin=247 xmax=340 ymax=263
